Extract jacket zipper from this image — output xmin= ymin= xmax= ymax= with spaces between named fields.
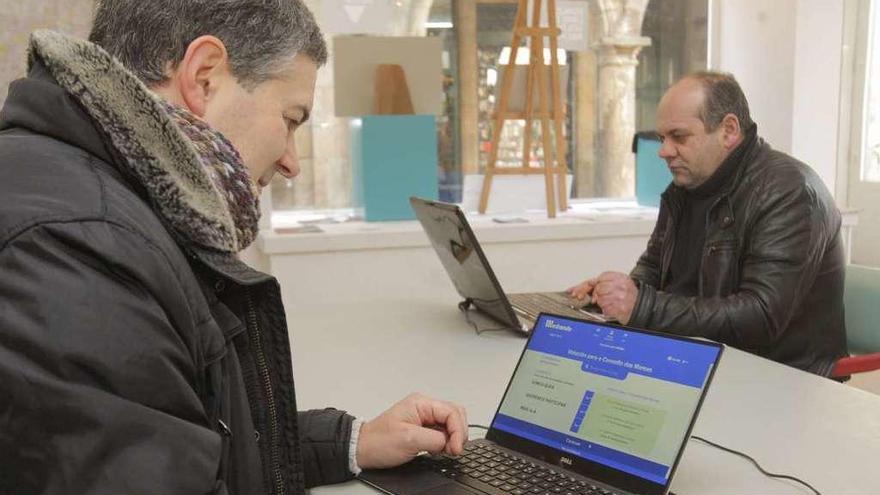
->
xmin=245 ymin=288 xmax=285 ymax=495
xmin=659 ymin=195 xmax=679 ymax=289
xmin=698 ymin=195 xmax=727 ymax=294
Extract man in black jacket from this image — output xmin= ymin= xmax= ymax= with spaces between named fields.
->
xmin=0 ymin=1 xmax=466 ymax=494
xmin=569 ymin=72 xmax=848 ymax=376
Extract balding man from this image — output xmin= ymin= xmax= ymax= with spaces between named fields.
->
xmin=569 ymin=71 xmax=847 ymax=376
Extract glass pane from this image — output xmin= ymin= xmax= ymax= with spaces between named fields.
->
xmin=863 ymin=0 xmax=880 ymax=182
xmin=475 ymin=2 xmax=575 ymax=180
xmin=429 ymin=0 xmax=461 ymax=202
xmin=636 ymin=0 xmax=709 ymax=134
xmin=476 ymin=2 xmax=524 ymax=171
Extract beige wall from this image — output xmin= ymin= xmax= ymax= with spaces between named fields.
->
xmin=0 ymin=1 xmax=94 ymax=105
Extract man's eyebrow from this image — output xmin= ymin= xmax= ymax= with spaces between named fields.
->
xmin=657 ymin=127 xmax=689 ymax=136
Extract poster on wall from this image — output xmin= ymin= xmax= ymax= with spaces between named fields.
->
xmin=333 ymin=36 xmax=443 ymax=116
xmin=528 ymin=0 xmax=590 ymax=52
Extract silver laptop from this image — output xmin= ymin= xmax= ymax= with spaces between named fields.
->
xmin=360 ymin=312 xmax=724 ymax=495
xmin=410 ymin=197 xmax=608 ymax=334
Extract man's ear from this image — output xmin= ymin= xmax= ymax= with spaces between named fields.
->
xmin=720 ymin=113 xmax=742 ymax=150
xmin=176 ymin=35 xmax=230 ymax=117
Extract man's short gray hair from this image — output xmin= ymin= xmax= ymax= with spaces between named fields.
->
xmin=686 ymin=71 xmax=755 ymax=133
xmin=89 ymin=0 xmax=328 ymax=89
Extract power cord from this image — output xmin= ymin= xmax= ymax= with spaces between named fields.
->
xmin=691 ymin=435 xmax=822 ymax=495
xmin=464 ymin=425 xmax=821 ymax=495
xmin=458 ymin=300 xmax=510 ymax=336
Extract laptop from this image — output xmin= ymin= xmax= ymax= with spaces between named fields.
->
xmin=360 ymin=313 xmax=724 ymax=495
xmin=410 ymin=197 xmax=608 ymax=335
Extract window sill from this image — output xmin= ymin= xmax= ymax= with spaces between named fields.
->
xmin=259 ymin=201 xmax=660 ymax=255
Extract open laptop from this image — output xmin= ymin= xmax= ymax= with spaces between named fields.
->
xmin=360 ymin=313 xmax=724 ymax=495
xmin=410 ymin=197 xmax=608 ymax=335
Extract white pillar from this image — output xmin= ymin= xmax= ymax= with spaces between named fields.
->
xmin=591 ymin=0 xmax=650 ymax=198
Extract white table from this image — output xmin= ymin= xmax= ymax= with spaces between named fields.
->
xmin=288 ymin=298 xmax=880 ymax=494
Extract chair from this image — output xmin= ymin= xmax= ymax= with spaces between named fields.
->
xmin=831 ymin=264 xmax=880 ymax=377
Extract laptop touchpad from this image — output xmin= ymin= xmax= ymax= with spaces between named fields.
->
xmin=419 ymin=484 xmax=484 ymax=494
xmin=360 ymin=463 xmax=474 ymax=494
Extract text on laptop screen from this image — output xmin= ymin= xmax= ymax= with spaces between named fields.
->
xmin=492 ymin=315 xmax=721 ymax=485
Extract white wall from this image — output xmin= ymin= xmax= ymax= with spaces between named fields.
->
xmin=711 ymin=0 xmax=845 ymax=196
xmin=791 ymin=0 xmax=844 ymax=195
xmin=712 ymin=0 xmax=798 ymax=152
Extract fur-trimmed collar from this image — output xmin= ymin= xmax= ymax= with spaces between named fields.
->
xmin=27 ymin=30 xmax=258 ymax=253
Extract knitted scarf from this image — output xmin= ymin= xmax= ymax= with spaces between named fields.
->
xmin=162 ymin=102 xmax=260 ymax=250
xmin=27 ymin=30 xmax=260 ymax=253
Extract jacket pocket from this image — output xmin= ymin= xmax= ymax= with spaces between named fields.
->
xmin=701 ymin=239 xmax=739 ymax=296
xmin=197 ymin=300 xmax=245 ymax=488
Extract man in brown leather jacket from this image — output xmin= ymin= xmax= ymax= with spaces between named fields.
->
xmin=569 ymin=72 xmax=848 ymax=376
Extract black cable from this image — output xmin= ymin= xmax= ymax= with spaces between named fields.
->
xmin=468 ymin=424 xmax=489 ymax=430
xmin=691 ymin=436 xmax=822 ymax=495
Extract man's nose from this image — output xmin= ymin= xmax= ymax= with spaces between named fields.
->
xmin=658 ymin=139 xmax=676 ymax=160
xmin=275 ymin=140 xmax=300 ymax=179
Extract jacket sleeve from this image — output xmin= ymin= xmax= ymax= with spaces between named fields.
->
xmin=629 ymin=205 xmax=668 ymax=289
xmin=0 ymin=221 xmax=223 ymax=495
xmin=629 ymin=178 xmax=834 ymax=350
xmin=297 ymin=408 xmax=356 ymax=487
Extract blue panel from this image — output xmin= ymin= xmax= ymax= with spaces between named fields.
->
xmin=351 ymin=115 xmax=438 ymax=221
xmin=635 ymin=137 xmax=672 ymax=207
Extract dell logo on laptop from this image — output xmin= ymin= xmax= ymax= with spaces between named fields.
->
xmin=560 ymin=456 xmax=573 ymax=466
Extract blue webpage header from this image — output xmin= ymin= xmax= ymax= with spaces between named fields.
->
xmin=529 ymin=315 xmax=720 ymax=389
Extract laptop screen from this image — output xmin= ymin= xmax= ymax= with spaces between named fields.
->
xmin=410 ymin=197 xmax=517 ymax=327
xmin=490 ymin=314 xmax=722 ymax=489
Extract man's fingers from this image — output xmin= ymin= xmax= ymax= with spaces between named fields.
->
xmin=406 ymin=424 xmax=449 ymax=454
xmin=415 ymin=399 xmax=468 ymax=456
xmin=594 ymin=283 xmax=621 ymax=298
xmin=568 ymin=278 xmax=598 ymax=300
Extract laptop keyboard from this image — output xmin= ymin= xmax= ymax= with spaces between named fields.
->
xmin=508 ymin=292 xmax=603 ymax=322
xmin=418 ymin=442 xmax=621 ymax=495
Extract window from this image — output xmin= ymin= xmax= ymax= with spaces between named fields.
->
xmin=861 ymin=0 xmax=880 ymax=182
xmin=270 ymin=0 xmax=708 ymax=212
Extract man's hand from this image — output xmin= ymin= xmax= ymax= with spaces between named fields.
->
xmin=567 ymin=277 xmax=598 ymax=302
xmin=356 ymin=393 xmax=468 ymax=470
xmin=569 ymin=272 xmax=638 ymax=324
xmin=590 ymin=271 xmax=638 ymax=324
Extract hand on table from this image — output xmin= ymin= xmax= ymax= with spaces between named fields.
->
xmin=568 ymin=271 xmax=638 ymax=325
xmin=356 ymin=393 xmax=468 ymax=470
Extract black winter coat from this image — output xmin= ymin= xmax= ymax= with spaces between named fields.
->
xmin=629 ymin=134 xmax=848 ymax=376
xmin=0 ymin=48 xmax=355 ymax=495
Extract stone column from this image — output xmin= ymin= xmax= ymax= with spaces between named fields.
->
xmin=574 ymin=50 xmax=598 ymax=198
xmin=591 ymin=0 xmax=650 ymax=198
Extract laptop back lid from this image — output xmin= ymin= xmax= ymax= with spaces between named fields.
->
xmin=487 ymin=314 xmax=723 ymax=495
xmin=410 ymin=197 xmax=520 ymax=328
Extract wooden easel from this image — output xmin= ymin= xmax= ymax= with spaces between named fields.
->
xmin=478 ymin=0 xmax=568 ymax=218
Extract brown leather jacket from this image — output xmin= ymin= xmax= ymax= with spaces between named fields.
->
xmin=629 ymin=135 xmax=848 ymax=376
